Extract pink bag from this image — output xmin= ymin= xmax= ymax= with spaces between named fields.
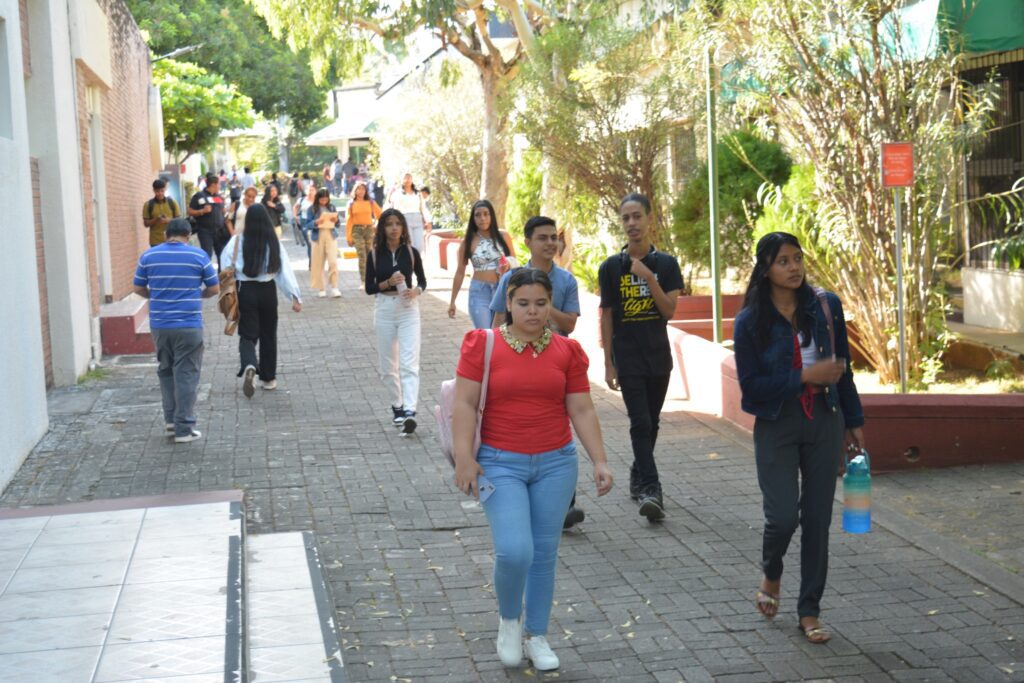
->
xmin=435 ymin=329 xmax=494 ymax=468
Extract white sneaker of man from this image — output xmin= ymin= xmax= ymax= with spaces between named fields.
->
xmin=496 ymin=617 xmax=522 ymax=667
xmin=525 ymin=635 xmax=559 ymax=671
xmin=261 ymin=380 xmax=277 ymax=390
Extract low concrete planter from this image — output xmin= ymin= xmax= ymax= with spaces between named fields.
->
xmin=963 ymin=266 xmax=1024 ymax=332
xmin=668 ymin=294 xmax=744 ymax=342
xmin=668 ymin=329 xmax=1024 ymax=471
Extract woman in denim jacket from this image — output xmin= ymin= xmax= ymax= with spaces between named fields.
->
xmin=733 ymin=232 xmax=864 ymax=644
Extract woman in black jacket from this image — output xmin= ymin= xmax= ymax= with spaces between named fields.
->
xmin=261 ymin=184 xmax=286 ymax=238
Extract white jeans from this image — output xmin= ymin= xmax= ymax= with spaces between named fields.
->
xmin=374 ymin=294 xmax=421 ymax=412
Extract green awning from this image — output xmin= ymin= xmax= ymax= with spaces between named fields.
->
xmin=939 ymin=0 xmax=1024 ymax=54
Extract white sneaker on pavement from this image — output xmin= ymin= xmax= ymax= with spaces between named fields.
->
xmin=317 ymin=290 xmax=327 ymax=298
xmin=330 ymin=288 xmax=342 ymax=298
xmin=261 ymin=380 xmax=277 ymax=390
xmin=525 ymin=635 xmax=559 ymax=671
xmin=243 ymin=366 xmax=257 ymax=398
xmin=173 ymin=429 xmax=202 ymax=444
xmin=496 ymin=617 xmax=522 ymax=667
xmin=165 ymin=423 xmax=174 ymax=433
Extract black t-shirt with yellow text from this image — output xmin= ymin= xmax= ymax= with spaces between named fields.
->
xmin=598 ymin=246 xmax=684 ymax=377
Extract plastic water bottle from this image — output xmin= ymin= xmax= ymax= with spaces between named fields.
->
xmin=842 ymin=448 xmax=871 ymax=533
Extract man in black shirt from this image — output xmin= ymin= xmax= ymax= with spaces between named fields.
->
xmin=187 ymin=173 xmax=227 ymax=265
xmin=598 ymin=193 xmax=683 ymax=522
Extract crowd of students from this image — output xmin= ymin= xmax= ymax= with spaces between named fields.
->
xmin=136 ymin=179 xmax=864 ymax=670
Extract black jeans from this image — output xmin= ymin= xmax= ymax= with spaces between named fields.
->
xmin=754 ymin=394 xmax=843 ymax=618
xmin=618 ymin=373 xmax=671 ymax=493
xmin=237 ymin=280 xmax=279 ymax=381
xmin=196 ymin=229 xmax=216 ymax=261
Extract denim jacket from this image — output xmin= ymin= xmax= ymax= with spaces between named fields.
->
xmin=303 ymin=206 xmax=338 ymax=242
xmin=733 ymin=289 xmax=864 ymax=427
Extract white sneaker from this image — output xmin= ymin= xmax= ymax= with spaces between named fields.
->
xmin=317 ymin=290 xmax=327 ymax=298
xmin=525 ymin=636 xmax=559 ymax=671
xmin=173 ymin=429 xmax=202 ymax=444
xmin=496 ymin=617 xmax=522 ymax=667
xmin=165 ymin=423 xmax=174 ymax=433
xmin=261 ymin=380 xmax=277 ymax=390
xmin=330 ymin=288 xmax=342 ymax=298
xmin=243 ymin=366 xmax=257 ymax=398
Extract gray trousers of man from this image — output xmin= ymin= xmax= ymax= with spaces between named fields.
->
xmin=152 ymin=328 xmax=204 ymax=437
xmin=753 ymin=394 xmax=843 ymax=618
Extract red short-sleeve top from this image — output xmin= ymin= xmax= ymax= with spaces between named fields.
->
xmin=456 ymin=329 xmax=591 ymax=454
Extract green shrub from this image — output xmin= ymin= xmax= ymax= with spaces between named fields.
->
xmin=506 ymin=151 xmax=544 ymax=240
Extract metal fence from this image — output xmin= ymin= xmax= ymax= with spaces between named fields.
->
xmin=962 ymin=60 xmax=1024 ymax=268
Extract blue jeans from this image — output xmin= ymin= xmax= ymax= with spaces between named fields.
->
xmin=478 ymin=441 xmax=578 ymax=636
xmin=152 ymin=327 xmax=204 ymax=437
xmin=468 ymin=280 xmax=496 ymax=329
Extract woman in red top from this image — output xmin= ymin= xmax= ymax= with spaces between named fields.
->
xmin=453 ymin=268 xmax=614 ymax=672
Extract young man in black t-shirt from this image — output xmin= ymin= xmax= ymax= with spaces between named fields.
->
xmin=598 ymin=193 xmax=683 ymax=521
xmin=187 ymin=173 xmax=227 ymax=265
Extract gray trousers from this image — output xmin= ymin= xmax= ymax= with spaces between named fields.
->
xmin=754 ymin=393 xmax=843 ymax=618
xmin=152 ymin=328 xmax=204 ymax=437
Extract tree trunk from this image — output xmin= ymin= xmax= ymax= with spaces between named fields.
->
xmin=479 ymin=66 xmax=510 ymax=226
xmin=277 ymin=114 xmax=290 ymax=172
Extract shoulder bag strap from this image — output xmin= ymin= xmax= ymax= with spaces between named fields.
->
xmin=478 ymin=329 xmax=495 ymax=416
xmin=814 ymin=287 xmax=836 ymax=360
xmin=229 ymin=234 xmax=241 ymax=272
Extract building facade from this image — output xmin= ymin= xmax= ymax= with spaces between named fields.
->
xmin=0 ymin=0 xmax=159 ymax=490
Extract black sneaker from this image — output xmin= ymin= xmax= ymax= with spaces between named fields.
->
xmin=629 ymin=469 xmax=642 ymax=501
xmin=563 ymin=506 xmax=585 ymax=530
xmin=401 ymin=410 xmax=417 ymax=435
xmin=391 ymin=405 xmax=406 ymax=426
xmin=638 ymin=488 xmax=665 ymax=522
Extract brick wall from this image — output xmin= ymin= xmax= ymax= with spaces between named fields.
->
xmin=76 ymin=0 xmax=154 ymax=308
xmin=31 ymin=158 xmax=53 ymax=388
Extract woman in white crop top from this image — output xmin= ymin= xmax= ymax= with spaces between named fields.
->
xmin=386 ymin=173 xmax=432 ymax=252
xmin=448 ymin=199 xmax=515 ymax=328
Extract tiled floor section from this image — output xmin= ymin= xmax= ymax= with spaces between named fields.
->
xmin=0 ymin=499 xmax=242 ymax=682
xmin=247 ymin=532 xmax=344 ymax=682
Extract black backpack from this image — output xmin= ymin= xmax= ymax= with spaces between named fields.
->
xmin=288 ymin=178 xmax=300 ymax=198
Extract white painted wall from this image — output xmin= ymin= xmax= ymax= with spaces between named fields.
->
xmin=26 ymin=0 xmax=94 ymax=386
xmin=0 ymin=0 xmax=49 ymax=489
xmin=963 ymin=267 xmax=1024 ymax=332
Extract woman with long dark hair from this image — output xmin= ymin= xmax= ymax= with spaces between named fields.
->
xmin=261 ymin=184 xmax=286 ymax=238
xmin=452 ymin=268 xmax=613 ymax=671
xmin=346 ymin=180 xmax=383 ymax=286
xmin=220 ymin=203 xmax=302 ymax=397
xmin=365 ymin=208 xmax=427 ymax=433
xmin=307 ymin=187 xmax=341 ymax=298
xmin=733 ymin=231 xmax=864 ymax=644
xmin=448 ymin=200 xmax=515 ymax=329
xmin=386 ymin=173 xmax=432 ymax=251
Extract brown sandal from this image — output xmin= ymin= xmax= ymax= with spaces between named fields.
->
xmin=799 ymin=622 xmax=832 ymax=644
xmin=755 ymin=590 xmax=779 ymax=619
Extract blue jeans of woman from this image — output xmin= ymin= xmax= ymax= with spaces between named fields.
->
xmin=478 ymin=441 xmax=578 ymax=636
xmin=468 ymin=279 xmax=497 ymax=329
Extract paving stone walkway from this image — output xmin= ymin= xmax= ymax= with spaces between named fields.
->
xmin=3 ymin=240 xmax=1024 ymax=682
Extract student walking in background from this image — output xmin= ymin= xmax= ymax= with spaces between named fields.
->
xmin=598 ymin=193 xmax=683 ymax=522
xmin=489 ymin=216 xmax=585 ymax=529
xmin=227 ymin=186 xmax=258 ymax=238
xmin=220 ymin=204 xmax=302 ymax=398
xmin=733 ymin=231 xmax=864 ymax=644
xmin=448 ymin=200 xmax=514 ymax=329
xmin=262 ymin=184 xmax=286 ymax=238
xmin=308 ymin=188 xmax=341 ymax=298
xmin=132 ymin=218 xmax=219 ymax=443
xmin=187 ymin=173 xmax=227 ymax=264
xmin=294 ymin=184 xmax=316 ymax=260
xmin=346 ymin=181 xmax=383 ymax=287
xmin=452 ymin=268 xmax=613 ymax=672
xmin=386 ymin=173 xmax=432 ymax=251
xmin=142 ymin=179 xmax=181 ymax=248
xmin=365 ymin=209 xmax=426 ymax=435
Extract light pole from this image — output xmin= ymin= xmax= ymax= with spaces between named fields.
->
xmin=706 ymin=45 xmax=723 ymax=344
xmin=151 ymin=44 xmax=204 ymax=63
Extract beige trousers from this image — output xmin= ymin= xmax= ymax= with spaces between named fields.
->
xmin=311 ymin=230 xmax=338 ymax=290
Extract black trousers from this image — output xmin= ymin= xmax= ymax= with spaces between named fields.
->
xmin=237 ymin=280 xmax=279 ymax=381
xmin=196 ymin=229 xmax=216 ymax=261
xmin=753 ymin=394 xmax=843 ymax=618
xmin=618 ymin=373 xmax=671 ymax=493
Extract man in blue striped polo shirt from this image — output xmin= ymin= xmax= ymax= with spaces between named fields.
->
xmin=133 ymin=218 xmax=220 ymax=443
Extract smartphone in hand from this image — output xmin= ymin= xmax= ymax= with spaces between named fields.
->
xmin=478 ymin=475 xmax=496 ymax=503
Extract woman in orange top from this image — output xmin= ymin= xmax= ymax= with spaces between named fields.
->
xmin=346 ymin=181 xmax=383 ymax=286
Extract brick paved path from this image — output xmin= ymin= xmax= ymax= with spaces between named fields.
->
xmin=4 ymin=242 xmax=1023 ymax=682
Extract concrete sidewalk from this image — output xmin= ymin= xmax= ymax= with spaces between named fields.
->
xmin=3 ymin=241 xmax=1023 ymax=682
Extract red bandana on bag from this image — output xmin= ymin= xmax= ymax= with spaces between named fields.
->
xmin=791 ymin=334 xmax=815 ymax=420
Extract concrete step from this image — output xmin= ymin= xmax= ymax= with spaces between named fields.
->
xmin=99 ymin=293 xmax=154 ymax=356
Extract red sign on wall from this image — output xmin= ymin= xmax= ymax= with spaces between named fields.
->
xmin=881 ymin=142 xmax=915 ymax=187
